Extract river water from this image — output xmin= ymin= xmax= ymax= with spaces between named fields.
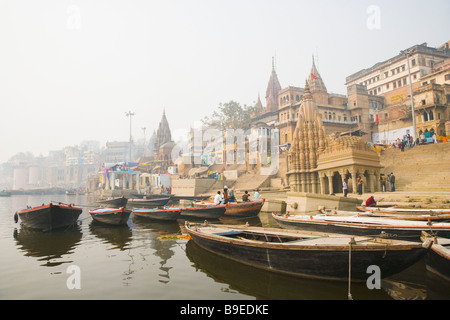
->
xmin=1 ymin=193 xmax=450 ymax=301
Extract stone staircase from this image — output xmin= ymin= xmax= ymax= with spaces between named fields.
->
xmin=380 ymin=142 xmax=450 ymax=192
xmin=233 ymin=172 xmax=271 ymax=192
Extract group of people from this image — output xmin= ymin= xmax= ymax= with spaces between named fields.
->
xmin=342 ymin=176 xmax=364 ymax=197
xmin=214 ymin=186 xmax=261 ymax=205
xmin=342 ymin=173 xmax=396 ymax=196
xmin=380 ymin=172 xmax=396 ymax=192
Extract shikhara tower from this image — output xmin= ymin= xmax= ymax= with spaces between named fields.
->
xmin=287 ymin=81 xmax=328 ymax=193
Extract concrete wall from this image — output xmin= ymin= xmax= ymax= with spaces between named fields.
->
xmin=285 ymin=192 xmax=361 ymax=215
xmin=171 ymin=178 xmax=217 ymax=196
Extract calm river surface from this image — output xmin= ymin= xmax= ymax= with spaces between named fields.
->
xmin=1 ymin=193 xmax=450 ymax=301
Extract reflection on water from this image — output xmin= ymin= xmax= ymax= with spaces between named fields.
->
xmin=3 ymin=194 xmax=450 ymax=299
xmin=89 ymin=222 xmax=132 ymax=251
xmin=13 ymin=225 xmax=82 ymax=267
xmin=130 ymin=216 xmax=181 ymax=285
xmin=185 ymin=240 xmax=394 ymax=300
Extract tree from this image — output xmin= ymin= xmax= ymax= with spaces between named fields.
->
xmin=202 ymin=100 xmax=260 ymax=130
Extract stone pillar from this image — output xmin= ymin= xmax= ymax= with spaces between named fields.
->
xmin=350 ymin=169 xmax=358 ymax=194
xmin=367 ymin=169 xmax=375 ymax=193
xmin=319 ymin=172 xmax=326 ymax=195
xmin=327 ymin=171 xmax=334 ymax=194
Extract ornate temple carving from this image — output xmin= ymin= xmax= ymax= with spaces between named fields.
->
xmin=287 ymin=81 xmax=328 ymax=193
xmin=287 ymin=81 xmax=383 ymax=195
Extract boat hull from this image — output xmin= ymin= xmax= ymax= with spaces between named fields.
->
xmin=132 ymin=208 xmax=181 ymax=221
xmin=322 ymin=209 xmax=450 ymax=222
xmin=193 ymin=200 xmax=264 ymax=217
xmin=89 ymin=208 xmax=132 ymax=225
xmin=224 ymin=200 xmax=264 ymax=217
xmin=181 ymin=205 xmax=227 ymax=219
xmin=128 ymin=197 xmax=171 ymax=207
xmin=357 ymin=206 xmax=450 ymax=215
xmin=424 ymin=238 xmax=450 ymax=281
xmin=186 ymin=223 xmax=431 ymax=281
xmin=17 ymin=203 xmax=82 ymax=231
xmin=96 ymin=197 xmax=128 ymax=208
xmin=273 ymin=213 xmax=450 ymax=241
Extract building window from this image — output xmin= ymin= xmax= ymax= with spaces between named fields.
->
xmin=386 ymin=83 xmax=390 ymax=89
xmin=445 ymin=74 xmax=450 ymax=81
xmin=429 ymin=111 xmax=434 ymax=121
xmin=393 ymin=82 xmax=397 ymax=89
xmin=422 ymin=99 xmax=426 ymax=105
xmin=411 ymin=59 xmax=416 ymax=66
xmin=403 ymin=78 xmax=407 ymax=85
xmin=384 ymin=72 xmax=389 ymax=78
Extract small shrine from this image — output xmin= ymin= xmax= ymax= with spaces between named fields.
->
xmin=285 ymin=81 xmax=382 ymax=214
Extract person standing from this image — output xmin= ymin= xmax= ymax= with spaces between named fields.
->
xmin=223 ymin=186 xmax=229 ymax=204
xmin=390 ymin=172 xmax=396 ymax=192
xmin=387 ymin=173 xmax=392 ymax=192
xmin=242 ymin=190 xmax=250 ymax=202
xmin=380 ymin=174 xmax=386 ymax=192
xmin=342 ymin=179 xmax=348 ymax=197
xmin=357 ymin=176 xmax=363 ymax=195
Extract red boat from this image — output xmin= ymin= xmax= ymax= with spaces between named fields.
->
xmin=193 ymin=199 xmax=265 ymax=217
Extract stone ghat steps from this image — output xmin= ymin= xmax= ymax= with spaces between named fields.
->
xmin=234 ymin=172 xmax=271 ymax=191
xmin=380 ymin=142 xmax=450 ymax=192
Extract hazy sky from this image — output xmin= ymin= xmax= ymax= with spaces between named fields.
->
xmin=0 ymin=0 xmax=449 ymax=163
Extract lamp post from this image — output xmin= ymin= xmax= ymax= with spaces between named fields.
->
xmin=400 ymin=49 xmax=417 ymax=140
xmin=125 ymin=111 xmax=135 ymax=162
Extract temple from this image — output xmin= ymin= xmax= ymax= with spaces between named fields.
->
xmin=286 ymin=81 xmax=327 ymax=193
xmin=153 ymin=109 xmax=175 ymax=168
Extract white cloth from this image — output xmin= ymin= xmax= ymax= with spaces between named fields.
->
xmin=214 ymin=194 xmax=222 ymax=205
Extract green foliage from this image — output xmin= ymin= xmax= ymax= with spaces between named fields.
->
xmin=202 ymin=101 xmax=261 ymax=130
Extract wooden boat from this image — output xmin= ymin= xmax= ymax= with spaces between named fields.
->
xmin=193 ymin=199 xmax=264 ymax=217
xmin=180 ymin=204 xmax=227 ymax=219
xmin=321 ymin=208 xmax=450 ymax=222
xmin=357 ymin=206 xmax=450 ymax=215
xmin=172 ymin=195 xmax=211 ymax=201
xmin=272 ymin=213 xmax=450 ymax=241
xmin=127 ymin=197 xmax=171 ymax=207
xmin=132 ymin=207 xmax=182 ymax=221
xmin=89 ymin=207 xmax=132 ymax=225
xmin=185 ymin=221 xmax=433 ymax=282
xmin=96 ymin=196 xmax=128 ymax=208
xmin=15 ymin=202 xmax=82 ymax=231
xmin=421 ymin=233 xmax=450 ymax=281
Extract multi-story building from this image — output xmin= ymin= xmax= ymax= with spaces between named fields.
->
xmin=346 ymin=41 xmax=450 ymax=142
xmin=252 ymin=57 xmax=377 ymax=149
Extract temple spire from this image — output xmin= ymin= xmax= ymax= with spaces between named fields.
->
xmin=265 ymin=57 xmax=281 ymax=113
xmin=308 ymin=55 xmax=327 ymax=93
